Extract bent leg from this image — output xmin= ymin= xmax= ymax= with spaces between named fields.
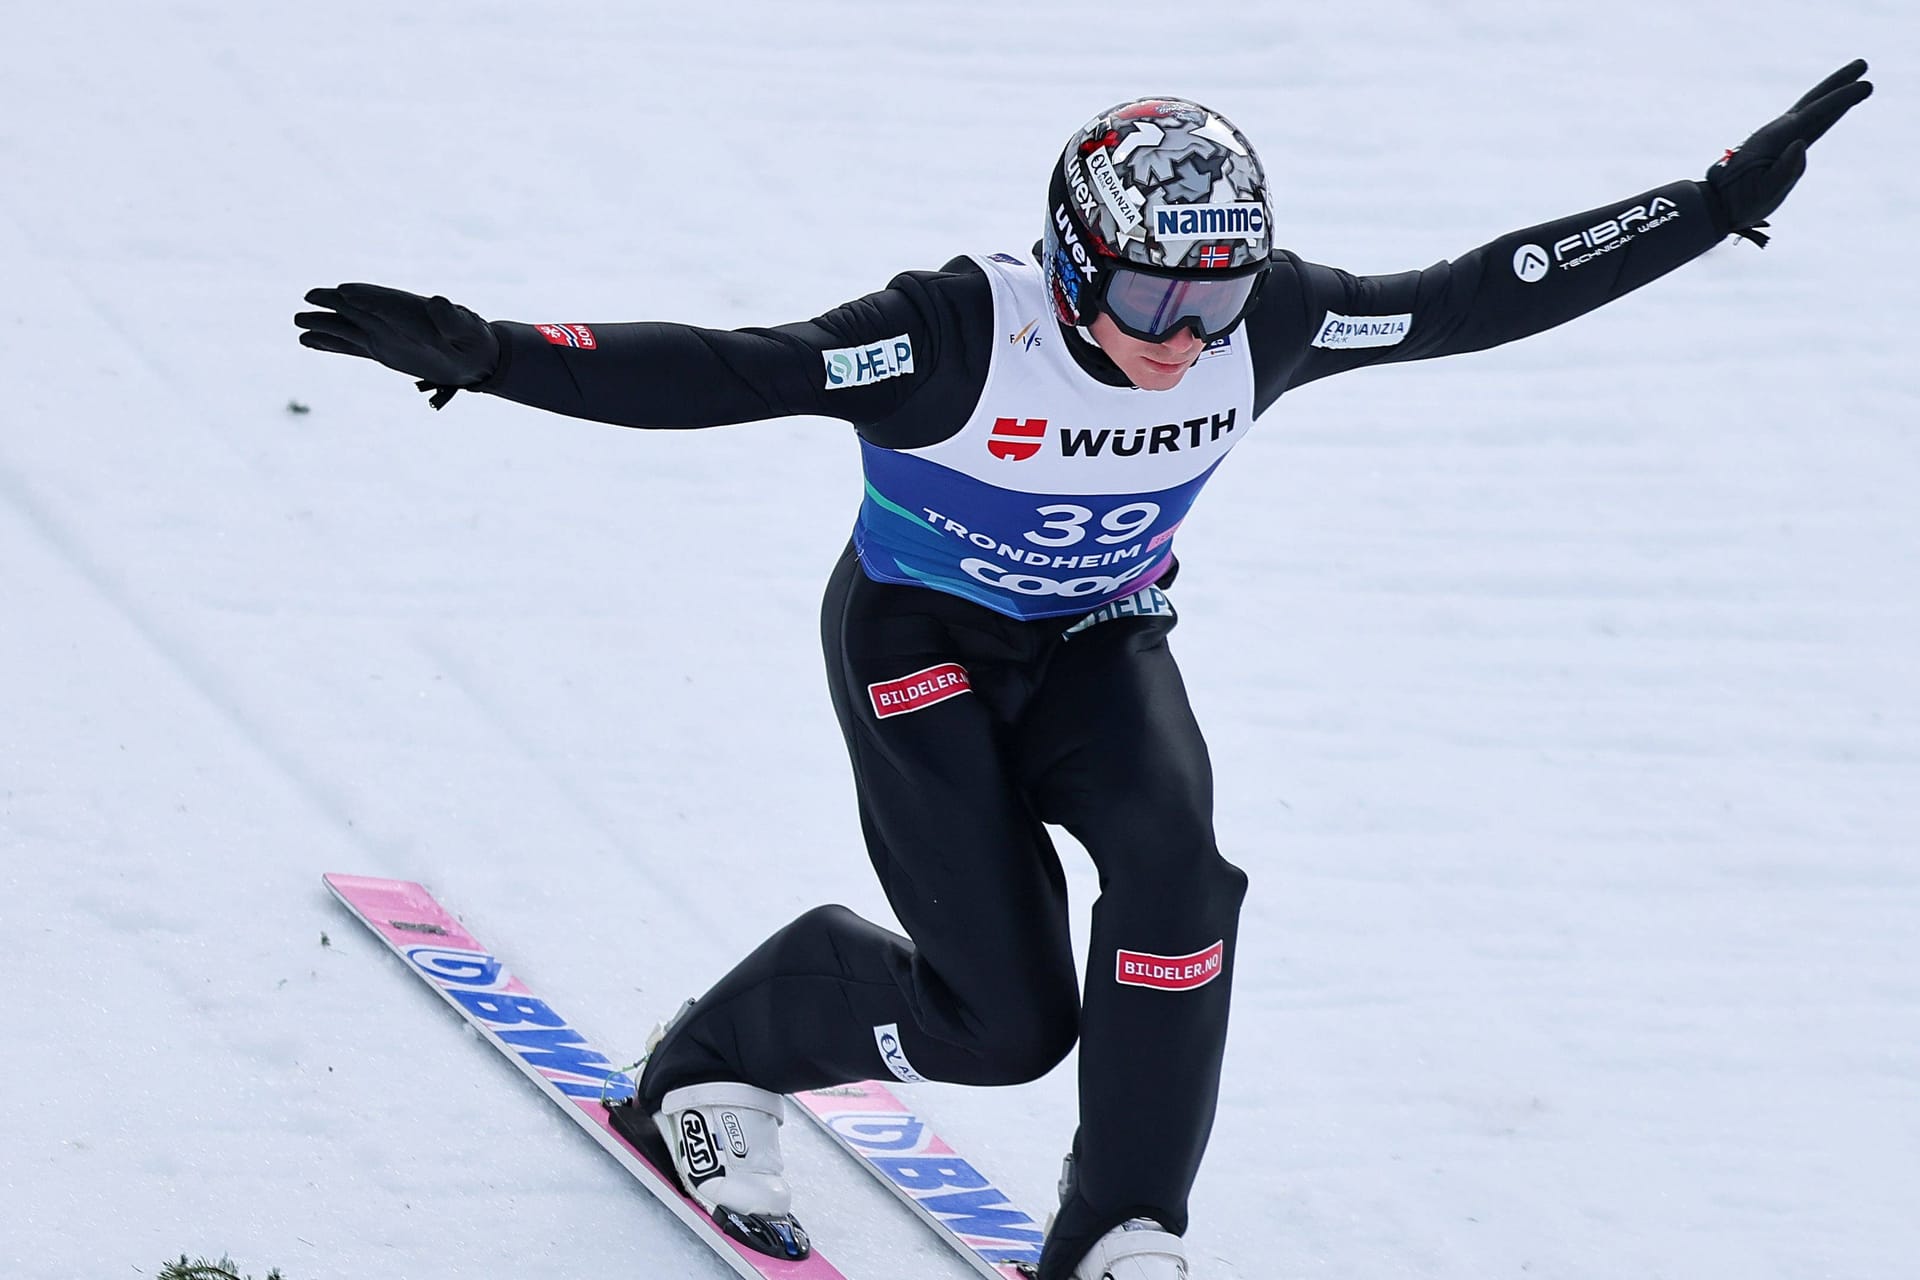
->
xmin=642 ymin=550 xmax=1080 ymax=1107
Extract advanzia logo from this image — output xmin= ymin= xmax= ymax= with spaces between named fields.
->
xmin=824 ymin=1111 xmax=1044 ymax=1266
xmin=404 ymin=944 xmax=633 ymax=1102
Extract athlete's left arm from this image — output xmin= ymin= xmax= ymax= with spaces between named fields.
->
xmin=1246 ymin=60 xmax=1872 ymax=412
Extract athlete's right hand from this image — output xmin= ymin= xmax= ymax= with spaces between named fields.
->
xmin=296 ymin=284 xmax=500 ymax=407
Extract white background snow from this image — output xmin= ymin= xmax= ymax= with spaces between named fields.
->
xmin=2 ymin=2 xmax=1915 ymax=1277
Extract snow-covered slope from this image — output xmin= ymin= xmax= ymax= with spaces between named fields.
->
xmin=2 ymin=3 xmax=1914 ymax=1277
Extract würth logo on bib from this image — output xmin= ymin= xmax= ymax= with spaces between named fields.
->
xmin=988 ymin=417 xmax=1046 ymax=462
xmin=536 ymin=323 xmax=597 ymax=349
xmin=1115 ymin=940 xmax=1224 ymax=991
xmin=868 ymin=663 xmax=971 ymax=720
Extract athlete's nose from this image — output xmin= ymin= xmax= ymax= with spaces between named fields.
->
xmin=1155 ymin=324 xmax=1203 ymax=355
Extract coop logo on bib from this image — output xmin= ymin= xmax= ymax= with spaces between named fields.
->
xmin=825 ymin=335 xmax=915 ymax=388
xmin=1115 ymin=940 xmax=1224 ymax=991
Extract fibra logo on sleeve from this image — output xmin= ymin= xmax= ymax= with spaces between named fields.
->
xmin=824 ymin=334 xmax=915 ymax=389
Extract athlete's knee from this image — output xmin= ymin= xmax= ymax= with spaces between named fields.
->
xmin=918 ymin=950 xmax=1079 ymax=1084
xmin=974 ymin=983 xmax=1079 ymax=1083
xmin=1087 ymin=797 xmax=1243 ymax=904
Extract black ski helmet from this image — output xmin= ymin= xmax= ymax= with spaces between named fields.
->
xmin=1042 ymin=97 xmax=1273 ymax=341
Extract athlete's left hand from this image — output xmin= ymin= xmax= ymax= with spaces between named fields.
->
xmin=1707 ymin=59 xmax=1872 ymax=246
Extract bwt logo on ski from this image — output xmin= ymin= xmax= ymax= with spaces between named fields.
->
xmin=824 ymin=335 xmax=915 ymax=389
xmin=1153 ymin=202 xmax=1264 ymax=241
xmin=868 ymin=663 xmax=972 ymax=720
xmin=406 ymin=944 xmax=508 ymax=991
xmin=404 ymin=945 xmax=634 ymax=1102
xmin=1115 ymin=940 xmax=1225 ymax=991
xmin=825 ymin=1112 xmax=1044 ymax=1265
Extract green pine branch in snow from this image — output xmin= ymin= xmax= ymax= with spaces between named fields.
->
xmin=154 ymin=1255 xmax=285 ymax=1280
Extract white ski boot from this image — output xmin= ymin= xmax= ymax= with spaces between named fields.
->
xmin=607 ymin=1001 xmax=809 ymax=1259
xmin=1072 ymin=1219 xmax=1189 ymax=1280
xmin=1048 ymin=1153 xmax=1190 ymax=1280
xmin=652 ymin=1081 xmax=794 ymax=1219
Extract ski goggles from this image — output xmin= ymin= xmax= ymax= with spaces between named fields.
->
xmin=1099 ymin=265 xmax=1265 ymax=343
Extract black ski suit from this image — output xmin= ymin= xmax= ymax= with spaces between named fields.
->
xmin=474 ymin=175 xmax=1727 ymax=1278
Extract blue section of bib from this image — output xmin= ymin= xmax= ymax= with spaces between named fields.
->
xmin=852 ymin=442 xmax=1220 ymax=621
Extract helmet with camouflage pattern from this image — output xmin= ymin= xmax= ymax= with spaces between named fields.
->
xmin=1042 ymin=97 xmax=1273 ymax=342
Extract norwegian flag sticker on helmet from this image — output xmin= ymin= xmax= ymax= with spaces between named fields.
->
xmin=536 ymin=323 xmax=598 ymax=350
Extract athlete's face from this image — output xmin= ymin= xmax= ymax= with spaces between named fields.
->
xmin=1088 ymin=313 xmax=1205 ymax=391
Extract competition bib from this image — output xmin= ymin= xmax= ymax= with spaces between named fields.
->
xmin=853 ymin=255 xmax=1256 ymax=620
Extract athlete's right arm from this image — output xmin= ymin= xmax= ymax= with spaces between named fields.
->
xmin=294 ymin=268 xmax=991 ymax=442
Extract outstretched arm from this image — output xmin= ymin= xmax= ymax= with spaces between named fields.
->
xmin=294 ymin=267 xmax=991 ymax=437
xmin=1249 ymin=60 xmax=1873 ymax=410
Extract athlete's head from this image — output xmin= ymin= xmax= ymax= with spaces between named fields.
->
xmin=1043 ymin=96 xmax=1273 ymax=384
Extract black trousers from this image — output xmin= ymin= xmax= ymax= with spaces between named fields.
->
xmin=640 ymin=546 xmax=1248 ymax=1278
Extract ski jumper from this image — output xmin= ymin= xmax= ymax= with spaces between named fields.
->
xmin=475 ymin=175 xmax=1725 ymax=1279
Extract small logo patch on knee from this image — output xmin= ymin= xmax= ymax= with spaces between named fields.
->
xmin=873 ymin=1023 xmax=930 ymax=1083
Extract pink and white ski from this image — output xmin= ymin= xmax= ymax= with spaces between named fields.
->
xmin=323 ymin=873 xmax=845 ymax=1280
xmin=793 ymin=1083 xmax=1042 ymax=1279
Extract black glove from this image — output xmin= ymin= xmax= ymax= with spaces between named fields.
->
xmin=295 ymin=284 xmax=501 ymax=409
xmin=1707 ymin=59 xmax=1872 ymax=247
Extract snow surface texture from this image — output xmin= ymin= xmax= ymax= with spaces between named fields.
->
xmin=2 ymin=3 xmax=1915 ymax=1278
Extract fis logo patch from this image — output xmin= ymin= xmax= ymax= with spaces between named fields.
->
xmin=536 ymin=323 xmax=597 ymax=349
